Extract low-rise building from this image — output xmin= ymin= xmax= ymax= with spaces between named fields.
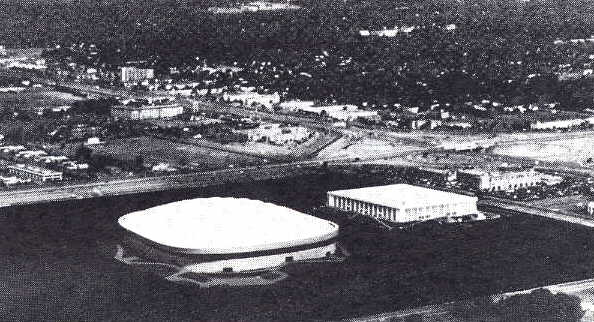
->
xmin=7 ymin=164 xmax=63 ymax=183
xmin=0 ymin=145 xmax=26 ymax=157
xmin=328 ymin=110 xmax=379 ymax=121
xmin=38 ymin=155 xmax=69 ymax=165
xmin=0 ymin=175 xmax=30 ymax=186
xmin=278 ymin=100 xmax=315 ymax=111
xmin=222 ymin=91 xmax=281 ymax=110
xmin=15 ymin=150 xmax=47 ymax=161
xmin=588 ymin=201 xmax=594 ymax=216
xmin=111 ymin=103 xmax=184 ymax=120
xmin=457 ymin=168 xmax=547 ymax=191
xmin=298 ymin=104 xmax=358 ymax=115
xmin=85 ymin=137 xmax=102 ymax=145
xmin=327 ymin=184 xmax=478 ymax=223
xmin=530 ymin=118 xmax=589 ymax=130
xmin=121 ymin=66 xmax=155 ymax=83
xmin=411 ymin=119 xmax=442 ymax=130
xmin=414 ymin=167 xmax=457 ymax=182
xmin=297 ymin=104 xmax=378 ymax=121
xmin=439 ymin=141 xmax=493 ymax=151
xmin=243 ymin=123 xmax=311 ymax=144
xmin=63 ymin=161 xmax=89 ymax=172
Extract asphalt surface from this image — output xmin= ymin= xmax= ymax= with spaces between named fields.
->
xmin=0 ymin=153 xmax=414 ymax=207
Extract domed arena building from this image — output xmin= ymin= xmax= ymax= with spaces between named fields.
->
xmin=118 ymin=197 xmax=340 ymax=274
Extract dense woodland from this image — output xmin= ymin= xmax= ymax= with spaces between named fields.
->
xmin=9 ymin=0 xmax=594 ymax=110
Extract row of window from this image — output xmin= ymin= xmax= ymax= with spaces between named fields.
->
xmin=486 ymin=181 xmax=538 ymax=191
xmin=331 ymin=196 xmax=469 ymax=221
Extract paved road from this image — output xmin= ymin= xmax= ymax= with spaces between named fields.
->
xmin=493 ymin=131 xmax=594 ymax=146
xmin=188 ymin=99 xmax=432 ymax=147
xmin=479 ymin=197 xmax=594 ymax=228
xmin=0 ymin=153 xmax=412 ymax=207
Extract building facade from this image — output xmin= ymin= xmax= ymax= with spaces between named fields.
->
xmin=327 ymin=184 xmax=478 ymax=223
xmin=457 ymin=168 xmax=543 ymax=191
xmin=8 ymin=164 xmax=63 ymax=183
xmin=118 ymin=197 xmax=339 ymax=274
xmin=297 ymin=104 xmax=378 ymax=121
xmin=222 ymin=91 xmax=281 ymax=110
xmin=111 ymin=103 xmax=184 ymax=120
xmin=530 ymin=118 xmax=594 ymax=130
xmin=414 ymin=167 xmax=457 ymax=182
xmin=120 ymin=66 xmax=155 ymax=83
xmin=278 ymin=100 xmax=315 ymax=111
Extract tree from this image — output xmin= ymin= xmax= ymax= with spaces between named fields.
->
xmin=451 ymin=289 xmax=584 ymax=322
xmin=496 ymin=289 xmax=584 ymax=322
xmin=134 ymin=155 xmax=145 ymax=170
xmin=75 ymin=144 xmax=92 ymax=161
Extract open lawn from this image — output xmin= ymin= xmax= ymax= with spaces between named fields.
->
xmin=87 ymin=137 xmax=264 ymax=170
xmin=316 ymin=137 xmax=422 ymax=160
xmin=492 ymin=136 xmax=594 ymax=166
xmin=526 ymin=195 xmax=591 ymax=217
xmin=0 ymin=88 xmax=84 ymax=111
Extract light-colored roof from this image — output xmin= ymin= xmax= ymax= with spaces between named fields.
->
xmin=328 ymin=184 xmax=476 ymax=209
xmin=8 ymin=164 xmax=62 ymax=176
xmin=113 ymin=103 xmax=181 ymax=111
xmin=118 ymin=197 xmax=338 ymax=254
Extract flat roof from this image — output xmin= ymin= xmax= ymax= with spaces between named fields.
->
xmin=118 ymin=197 xmax=338 ymax=254
xmin=113 ymin=103 xmax=181 ymax=111
xmin=8 ymin=164 xmax=62 ymax=176
xmin=328 ymin=184 xmax=476 ymax=209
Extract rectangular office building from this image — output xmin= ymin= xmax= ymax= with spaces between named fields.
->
xmin=457 ymin=168 xmax=544 ymax=192
xmin=121 ymin=66 xmax=155 ymax=83
xmin=327 ymin=184 xmax=478 ymax=223
xmin=7 ymin=164 xmax=63 ymax=183
xmin=111 ymin=103 xmax=183 ymax=121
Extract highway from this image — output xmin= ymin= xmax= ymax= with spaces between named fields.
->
xmin=492 ymin=130 xmax=594 ymax=147
xmin=479 ymin=197 xmax=594 ymax=228
xmin=188 ymin=99 xmax=432 ymax=147
xmin=0 ymin=154 xmax=408 ymax=208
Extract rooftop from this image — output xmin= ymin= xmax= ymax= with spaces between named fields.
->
xmin=118 ymin=197 xmax=339 ymax=254
xmin=8 ymin=164 xmax=62 ymax=176
xmin=113 ymin=103 xmax=181 ymax=111
xmin=328 ymin=184 xmax=476 ymax=208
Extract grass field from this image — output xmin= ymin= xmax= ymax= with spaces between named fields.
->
xmin=316 ymin=137 xmax=422 ymax=160
xmin=87 ymin=136 xmax=264 ymax=170
xmin=526 ymin=195 xmax=591 ymax=216
xmin=492 ymin=136 xmax=594 ymax=166
xmin=0 ymin=88 xmax=84 ymax=111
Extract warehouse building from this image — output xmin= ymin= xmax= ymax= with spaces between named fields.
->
xmin=327 ymin=184 xmax=478 ymax=223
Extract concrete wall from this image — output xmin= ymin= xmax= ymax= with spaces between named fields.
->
xmin=327 ymin=192 xmax=478 ymax=223
xmin=183 ymin=243 xmax=337 ymax=273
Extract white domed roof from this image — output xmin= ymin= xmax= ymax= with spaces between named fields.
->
xmin=118 ymin=197 xmax=339 ymax=254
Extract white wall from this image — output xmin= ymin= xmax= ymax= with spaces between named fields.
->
xmin=183 ymin=243 xmax=337 ymax=273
